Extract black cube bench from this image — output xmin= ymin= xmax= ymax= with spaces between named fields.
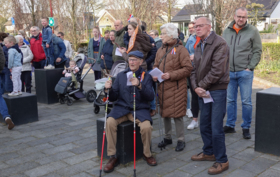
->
xmin=0 ymin=92 xmax=38 ymax=125
xmin=97 ymin=118 xmax=143 ymax=164
xmin=255 ymin=87 xmax=280 ymax=156
xmin=35 ymin=68 xmax=64 ymax=104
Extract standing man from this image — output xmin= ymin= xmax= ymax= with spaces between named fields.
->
xmin=190 ymin=17 xmax=230 ymax=175
xmin=30 ymin=26 xmax=46 ymax=69
xmin=57 ymin=32 xmax=73 ymax=68
xmin=149 ymin=30 xmax=162 ymax=49
xmin=112 ymin=20 xmax=126 ymax=66
xmin=0 ymin=45 xmax=15 ymax=130
xmin=223 ymin=7 xmax=262 ymax=139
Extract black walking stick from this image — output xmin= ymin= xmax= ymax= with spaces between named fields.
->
xmin=99 ymin=77 xmax=111 ymax=177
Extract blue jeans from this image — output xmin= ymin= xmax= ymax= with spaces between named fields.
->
xmin=199 ymin=90 xmax=228 ymax=163
xmin=226 ymin=70 xmax=253 ymax=129
xmin=42 ymin=43 xmax=54 ymax=66
xmin=1 ymin=68 xmax=13 ymax=93
xmin=33 ymin=60 xmax=46 ymax=69
xmin=65 ymin=58 xmax=70 ymax=68
xmin=187 ymin=88 xmax=191 ymax=109
xmin=0 ymin=74 xmax=10 ymax=120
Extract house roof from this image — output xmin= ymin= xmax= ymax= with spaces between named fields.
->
xmin=171 ymin=4 xmax=204 ymax=22
xmin=249 ymin=0 xmax=280 ymax=17
xmin=96 ymin=10 xmax=117 ymax=23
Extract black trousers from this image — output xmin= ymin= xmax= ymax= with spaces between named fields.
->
xmin=188 ymin=77 xmax=200 ymax=118
xmin=55 ymin=61 xmax=66 ymax=69
xmin=21 ymin=71 xmax=32 ymax=93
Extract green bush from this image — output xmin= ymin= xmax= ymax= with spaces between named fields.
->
xmin=256 ymin=43 xmax=280 ymax=73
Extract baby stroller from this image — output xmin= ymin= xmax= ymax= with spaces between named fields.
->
xmin=86 ymin=61 xmax=128 ymax=114
xmin=55 ymin=53 xmax=96 ymax=106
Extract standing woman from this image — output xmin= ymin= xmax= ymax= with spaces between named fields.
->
xmin=15 ymin=35 xmax=33 ymax=93
xmin=88 ymin=27 xmax=106 ymax=80
xmin=101 ymin=30 xmax=115 ymax=73
xmin=153 ymin=23 xmax=192 ymax=152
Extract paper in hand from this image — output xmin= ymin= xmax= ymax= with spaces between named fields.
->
xmin=115 ymin=47 xmax=122 ymax=57
xmin=149 ymin=67 xmax=164 ymax=83
xmin=126 ymin=71 xmax=133 ymax=86
xmin=203 ymin=91 xmax=214 ymax=103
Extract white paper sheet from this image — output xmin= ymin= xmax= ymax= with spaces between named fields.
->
xmin=203 ymin=91 xmax=214 ymax=103
xmin=115 ymin=47 xmax=123 ymax=57
xmin=149 ymin=67 xmax=164 ymax=83
xmin=126 ymin=71 xmax=134 ymax=86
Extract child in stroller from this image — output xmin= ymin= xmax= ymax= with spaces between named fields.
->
xmin=55 ymin=53 xmax=95 ymax=106
xmin=62 ymin=60 xmax=79 ymax=89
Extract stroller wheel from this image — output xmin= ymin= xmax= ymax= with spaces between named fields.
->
xmin=67 ymin=98 xmax=73 ymax=106
xmin=86 ymin=90 xmax=97 ymax=103
xmin=94 ymin=105 xmax=100 ymax=114
xmin=59 ymin=98 xmax=65 ymax=104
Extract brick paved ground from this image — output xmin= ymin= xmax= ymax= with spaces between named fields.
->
xmin=0 ymin=71 xmax=280 ymax=177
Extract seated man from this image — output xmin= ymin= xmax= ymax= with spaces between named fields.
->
xmin=104 ymin=50 xmax=157 ymax=173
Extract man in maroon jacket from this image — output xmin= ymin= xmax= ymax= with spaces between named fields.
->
xmin=30 ymin=26 xmax=46 ymax=69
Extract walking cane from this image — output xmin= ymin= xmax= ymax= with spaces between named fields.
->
xmin=133 ymin=73 xmax=137 ymax=177
xmin=99 ymin=77 xmax=111 ymax=177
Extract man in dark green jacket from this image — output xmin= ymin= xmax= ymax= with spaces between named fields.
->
xmin=112 ymin=20 xmax=126 ymax=63
xmin=222 ymin=7 xmax=262 ymax=139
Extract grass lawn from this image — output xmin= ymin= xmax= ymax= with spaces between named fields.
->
xmin=255 ymin=58 xmax=280 ymax=85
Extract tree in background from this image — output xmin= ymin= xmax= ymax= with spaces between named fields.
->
xmin=246 ymin=3 xmax=265 ymax=27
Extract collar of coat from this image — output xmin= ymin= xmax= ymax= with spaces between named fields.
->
xmin=124 ymin=66 xmax=144 ymax=78
xmin=228 ymin=20 xmax=249 ymax=31
xmin=197 ymin=31 xmax=217 ymax=47
xmin=31 ymin=33 xmax=42 ymax=40
xmin=162 ymin=38 xmax=181 ymax=48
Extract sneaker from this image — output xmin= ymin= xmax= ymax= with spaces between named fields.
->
xmin=45 ymin=65 xmax=55 ymax=69
xmin=18 ymin=91 xmax=22 ymax=95
xmin=208 ymin=161 xmax=229 ymax=175
xmin=242 ymin=129 xmax=251 ymax=139
xmin=8 ymin=92 xmax=19 ymax=96
xmin=186 ymin=109 xmax=193 ymax=118
xmin=223 ymin=126 xmax=236 ymax=133
xmin=187 ymin=120 xmax=198 ymax=130
xmin=5 ymin=117 xmax=15 ymax=130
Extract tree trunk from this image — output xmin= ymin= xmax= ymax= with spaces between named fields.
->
xmin=215 ymin=1 xmax=222 ymax=35
xmin=31 ymin=0 xmax=36 ymax=26
xmin=168 ymin=0 xmax=171 ymax=23
xmin=71 ymin=0 xmax=78 ymax=51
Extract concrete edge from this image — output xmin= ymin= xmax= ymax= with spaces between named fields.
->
xmin=253 ymin=76 xmax=280 ymax=88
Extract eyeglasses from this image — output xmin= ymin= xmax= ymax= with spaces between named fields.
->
xmin=57 ymin=36 xmax=61 ymax=38
xmin=237 ymin=16 xmax=247 ymax=19
xmin=128 ymin=58 xmax=139 ymax=63
xmin=194 ymin=24 xmax=210 ymax=29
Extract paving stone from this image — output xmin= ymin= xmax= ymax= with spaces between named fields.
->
xmin=227 ymin=139 xmax=254 ymax=152
xmin=261 ymin=154 xmax=280 ymax=162
xmin=179 ymin=160 xmax=213 ymax=175
xmin=163 ymin=170 xmax=192 ymax=177
xmin=50 ymin=135 xmax=83 ymax=146
xmin=63 ymin=150 xmax=97 ymax=165
xmin=258 ymin=168 xmax=280 ymax=177
xmin=73 ymin=137 xmax=95 ymax=147
xmin=232 ymin=148 xmax=262 ymax=162
xmin=0 ymin=151 xmax=20 ymax=161
xmin=0 ymin=162 xmax=40 ymax=177
xmin=2 ymin=136 xmax=37 ymax=146
xmin=41 ymin=173 xmax=62 ymax=177
xmin=70 ymin=172 xmax=93 ymax=177
xmin=56 ymin=160 xmax=97 ymax=176
xmin=35 ymin=151 xmax=75 ymax=165
xmin=26 ymin=136 xmax=61 ymax=147
xmin=6 ymin=151 xmax=46 ymax=166
xmin=225 ymin=169 xmax=256 ymax=177
xmin=24 ymin=161 xmax=68 ymax=177
xmin=43 ymin=143 xmax=79 ymax=155
xmin=70 ymin=144 xmax=96 ymax=154
xmin=271 ymin=162 xmax=280 ymax=171
xmin=240 ymin=157 xmax=277 ymax=175
xmin=68 ymin=119 xmax=93 ymax=126
xmin=17 ymin=143 xmax=55 ymax=156
xmin=0 ymin=161 xmax=9 ymax=170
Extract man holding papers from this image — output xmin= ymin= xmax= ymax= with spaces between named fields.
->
xmin=152 ymin=23 xmax=192 ymax=152
xmin=103 ymin=51 xmax=157 ymax=173
xmin=190 ymin=17 xmax=230 ymax=175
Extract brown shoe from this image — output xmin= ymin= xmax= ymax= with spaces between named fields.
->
xmin=191 ymin=152 xmax=216 ymax=161
xmin=208 ymin=161 xmax=229 ymax=175
xmin=150 ymin=110 xmax=156 ymax=117
xmin=143 ymin=154 xmax=157 ymax=166
xmin=5 ymin=117 xmax=15 ymax=130
xmin=103 ymin=157 xmax=119 ymax=173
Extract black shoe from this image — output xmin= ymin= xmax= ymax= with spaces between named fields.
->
xmin=223 ymin=126 xmax=236 ymax=133
xmin=175 ymin=141 xmax=185 ymax=152
xmin=242 ymin=129 xmax=251 ymax=139
xmin=158 ymin=138 xmax=172 ymax=148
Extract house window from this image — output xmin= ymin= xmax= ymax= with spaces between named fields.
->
xmin=106 ymin=18 xmax=109 ymax=22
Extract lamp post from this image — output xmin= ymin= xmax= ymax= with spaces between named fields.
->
xmin=49 ymin=0 xmax=54 ymax=33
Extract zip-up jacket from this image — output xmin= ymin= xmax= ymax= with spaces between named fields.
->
xmin=191 ymin=32 xmax=230 ymax=91
xmin=42 ymin=25 xmax=52 ymax=44
xmin=222 ymin=21 xmax=262 ymax=72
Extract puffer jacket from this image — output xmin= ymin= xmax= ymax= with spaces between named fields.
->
xmin=30 ymin=33 xmax=46 ymax=62
xmin=153 ymin=39 xmax=192 ymax=118
xmin=19 ymin=44 xmax=33 ymax=71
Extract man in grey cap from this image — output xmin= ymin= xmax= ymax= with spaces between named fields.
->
xmin=103 ymin=51 xmax=157 ymax=173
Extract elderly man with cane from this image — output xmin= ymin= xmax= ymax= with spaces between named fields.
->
xmin=102 ymin=51 xmax=157 ymax=175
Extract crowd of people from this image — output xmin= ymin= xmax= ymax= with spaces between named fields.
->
xmin=0 ymin=6 xmax=262 ymax=176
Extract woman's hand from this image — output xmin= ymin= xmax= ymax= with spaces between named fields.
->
xmin=101 ymin=55 xmax=104 ymax=60
xmin=152 ymin=76 xmax=158 ymax=82
xmin=161 ymin=73 xmax=170 ymax=80
xmin=190 ymin=55 xmax=194 ymax=61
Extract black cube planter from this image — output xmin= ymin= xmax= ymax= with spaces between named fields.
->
xmin=0 ymin=92 xmax=38 ymax=125
xmin=97 ymin=118 xmax=143 ymax=164
xmin=35 ymin=68 xmax=63 ymax=104
xmin=255 ymin=87 xmax=280 ymax=156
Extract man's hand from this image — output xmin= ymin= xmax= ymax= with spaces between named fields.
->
xmin=105 ymin=80 xmax=112 ymax=89
xmin=46 ymin=44 xmax=49 ymax=48
xmin=195 ymin=87 xmax=208 ymax=98
xmin=190 ymin=55 xmax=194 ymax=61
xmin=245 ymin=68 xmax=251 ymax=71
xmin=152 ymin=76 xmax=158 ymax=82
xmin=56 ymin=57 xmax=61 ymax=63
xmin=162 ymin=73 xmax=170 ymax=80
xmin=118 ymin=47 xmax=126 ymax=54
xmin=101 ymin=55 xmax=104 ymax=60
xmin=10 ymin=69 xmax=12 ymax=72
xmin=130 ymin=77 xmax=140 ymax=87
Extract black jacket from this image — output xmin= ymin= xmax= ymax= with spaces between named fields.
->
xmin=101 ymin=39 xmax=114 ymax=70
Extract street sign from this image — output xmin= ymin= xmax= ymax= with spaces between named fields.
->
xmin=11 ymin=17 xmax=15 ymax=25
xmin=49 ymin=17 xmax=55 ymax=27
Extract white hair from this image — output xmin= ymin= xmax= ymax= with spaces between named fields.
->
xmin=15 ymin=35 xmax=24 ymax=43
xmin=31 ymin=26 xmax=40 ymax=31
xmin=160 ymin=23 xmax=178 ymax=39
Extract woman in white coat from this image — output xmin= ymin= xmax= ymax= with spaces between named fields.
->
xmin=15 ymin=35 xmax=33 ymax=93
